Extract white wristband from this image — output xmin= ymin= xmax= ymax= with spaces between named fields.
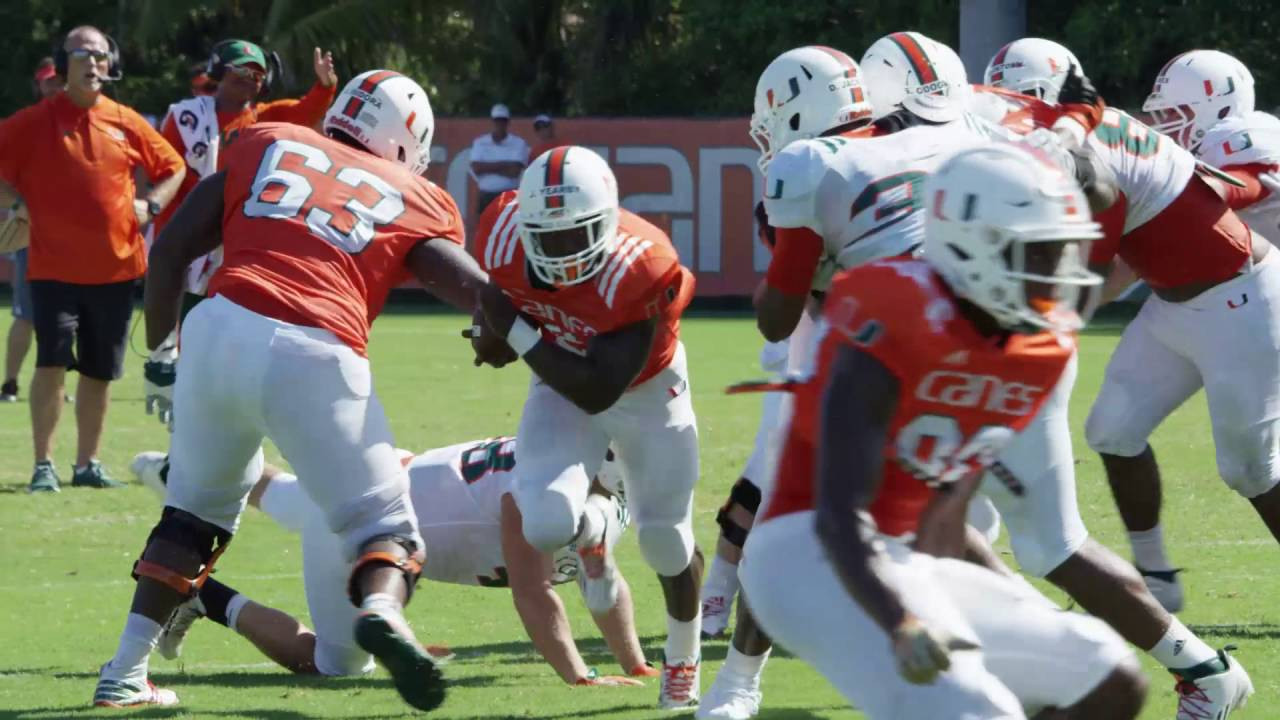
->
xmin=506 ymin=317 xmax=541 ymax=356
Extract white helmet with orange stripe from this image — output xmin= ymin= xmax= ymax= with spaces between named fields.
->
xmin=861 ymin=32 xmax=969 ymax=122
xmin=925 ymin=143 xmax=1101 ymax=333
xmin=1142 ymin=50 xmax=1256 ymax=151
xmin=984 ymin=38 xmax=1081 ymax=105
xmin=324 ymin=69 xmax=435 ymax=174
xmin=750 ymin=45 xmax=873 ymax=172
xmin=516 ymin=145 xmax=620 ymax=287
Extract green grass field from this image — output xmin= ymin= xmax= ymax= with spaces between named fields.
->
xmin=1 ymin=309 xmax=1277 ymax=719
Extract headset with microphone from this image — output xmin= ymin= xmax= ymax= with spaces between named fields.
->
xmin=53 ymin=30 xmax=123 ymax=82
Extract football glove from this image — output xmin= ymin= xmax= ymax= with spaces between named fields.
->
xmin=890 ymin=615 xmax=980 ymax=685
xmin=144 ymin=342 xmax=178 ymax=430
xmin=1056 ymin=64 xmax=1105 ymax=134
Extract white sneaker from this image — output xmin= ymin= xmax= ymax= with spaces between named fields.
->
xmin=576 ymin=513 xmax=620 ymax=614
xmin=158 ymin=595 xmax=206 ymax=660
xmin=93 ymin=665 xmax=179 ymax=707
xmin=1138 ymin=566 xmax=1184 ymax=613
xmin=130 ymin=451 xmax=169 ymax=499
xmin=1173 ymin=647 xmax=1253 ymax=720
xmin=660 ymin=655 xmax=701 ymax=710
xmin=700 ymin=591 xmax=735 ymax=639
xmin=697 ymin=669 xmax=760 ymax=719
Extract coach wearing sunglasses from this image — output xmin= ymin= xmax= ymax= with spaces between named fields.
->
xmin=0 ymin=25 xmax=186 ymax=492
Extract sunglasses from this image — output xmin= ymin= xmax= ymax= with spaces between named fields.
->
xmin=67 ymin=48 xmax=111 ymax=63
xmin=226 ymin=64 xmax=266 ymax=82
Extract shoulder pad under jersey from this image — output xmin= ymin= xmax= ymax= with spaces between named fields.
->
xmin=763 ymin=138 xmax=846 ymax=231
xmin=1199 ymin=112 xmax=1280 ymax=167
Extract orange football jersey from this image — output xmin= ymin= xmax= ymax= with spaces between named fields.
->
xmin=210 ymin=123 xmax=464 ymax=356
xmin=475 ymin=191 xmax=695 ymax=386
xmin=762 ymin=259 xmax=1074 ymax=536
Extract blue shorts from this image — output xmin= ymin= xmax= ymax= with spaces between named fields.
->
xmin=10 ymin=248 xmax=30 ymax=320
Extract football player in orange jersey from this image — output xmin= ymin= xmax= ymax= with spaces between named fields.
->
xmin=741 ymin=143 xmax=1146 ymax=719
xmin=468 ymin=146 xmax=704 ymax=709
xmin=94 ymin=70 xmax=488 ymax=712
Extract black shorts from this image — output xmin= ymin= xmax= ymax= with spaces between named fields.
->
xmin=29 ymin=279 xmax=136 ymax=381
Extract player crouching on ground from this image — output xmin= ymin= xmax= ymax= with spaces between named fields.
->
xmin=131 ymin=441 xmax=659 ymax=686
xmin=95 ymin=70 xmax=489 ymax=711
xmin=740 ymin=143 xmax=1147 ymax=719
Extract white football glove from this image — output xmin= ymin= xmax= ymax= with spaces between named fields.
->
xmin=144 ymin=336 xmax=178 ymax=430
xmin=890 ymin=615 xmax=980 ymax=685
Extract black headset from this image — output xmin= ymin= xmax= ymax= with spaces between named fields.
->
xmin=53 ymin=29 xmax=122 ymax=81
xmin=206 ymin=39 xmax=281 ymax=96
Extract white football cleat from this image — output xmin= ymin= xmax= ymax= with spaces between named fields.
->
xmin=158 ymin=594 xmax=206 ymax=660
xmin=576 ymin=513 xmax=620 ymax=614
xmin=130 ymin=451 xmax=169 ymax=499
xmin=700 ymin=592 xmax=734 ymax=639
xmin=1138 ymin=566 xmax=1184 ymax=613
xmin=1173 ymin=647 xmax=1253 ymax=720
xmin=93 ymin=665 xmax=179 ymax=708
xmin=697 ymin=668 xmax=760 ymax=719
xmin=660 ymin=655 xmax=701 ymax=710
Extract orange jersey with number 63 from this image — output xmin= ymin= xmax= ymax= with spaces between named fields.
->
xmin=475 ymin=191 xmax=695 ymax=386
xmin=210 ymin=123 xmax=465 ymax=356
xmin=762 ymin=259 xmax=1074 ymax=536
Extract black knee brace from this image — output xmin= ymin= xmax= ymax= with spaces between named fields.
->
xmin=347 ymin=535 xmax=425 ymax=608
xmin=715 ymin=478 xmax=762 ymax=548
xmin=132 ymin=506 xmax=233 ymax=596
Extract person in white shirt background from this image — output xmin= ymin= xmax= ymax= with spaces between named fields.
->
xmin=469 ymin=103 xmax=530 ymax=217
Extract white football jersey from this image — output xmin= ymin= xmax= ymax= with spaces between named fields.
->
xmin=763 ymin=115 xmax=1008 ymax=291
xmin=1086 ymin=108 xmax=1196 ymax=233
xmin=407 ymin=438 xmax=627 ymax=587
xmin=1197 ymin=111 xmax=1280 ymax=239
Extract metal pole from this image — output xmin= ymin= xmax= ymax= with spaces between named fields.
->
xmin=959 ymin=0 xmax=1027 ymax=83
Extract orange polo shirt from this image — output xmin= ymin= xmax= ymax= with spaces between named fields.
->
xmin=0 ymin=92 xmax=184 ymax=284
xmin=155 ymin=82 xmax=337 ymax=234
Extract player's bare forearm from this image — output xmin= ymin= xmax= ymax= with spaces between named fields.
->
xmin=406 ymin=238 xmax=489 ymax=313
xmin=755 ymin=283 xmax=806 ymax=342
xmin=590 ymin=575 xmax=648 ymax=673
xmin=146 ymin=171 xmax=225 ymax=349
xmin=145 ymin=166 xmax=187 ymax=213
xmin=521 ymin=318 xmax=657 ymax=414
xmin=913 ymin=472 xmax=983 ymax=559
xmin=814 ymin=345 xmax=908 ymax=637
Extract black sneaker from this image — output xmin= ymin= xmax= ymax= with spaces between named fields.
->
xmin=29 ymin=460 xmax=60 ymax=493
xmin=1 ymin=379 xmax=17 ymax=402
xmin=71 ymin=460 xmax=125 ymax=489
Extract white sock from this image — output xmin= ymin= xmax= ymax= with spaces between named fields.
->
xmin=665 ymin=615 xmax=701 ymax=662
xmin=1130 ymin=524 xmax=1174 ymax=572
xmin=723 ymin=645 xmax=770 ymax=681
xmin=1148 ymin=616 xmax=1219 ymax=670
xmin=226 ymin=593 xmax=251 ymax=633
xmin=104 ymin=613 xmax=162 ymax=682
xmin=577 ymin=502 xmax=607 ymax=547
xmin=361 ymin=591 xmax=401 ymax=614
xmin=702 ymin=554 xmax=740 ymax=597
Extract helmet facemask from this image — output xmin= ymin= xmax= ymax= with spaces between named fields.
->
xmin=520 ymin=207 xmax=620 ymax=287
xmin=1144 ymin=103 xmax=1199 ymax=150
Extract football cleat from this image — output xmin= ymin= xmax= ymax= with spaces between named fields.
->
xmin=659 ymin=654 xmax=701 ymax=710
xmin=158 ymin=594 xmax=206 ymax=660
xmin=1172 ymin=647 xmax=1253 ymax=720
xmin=700 ymin=592 xmax=734 ymax=639
xmin=1138 ymin=566 xmax=1185 ymax=614
xmin=93 ymin=667 xmax=179 ymax=708
xmin=576 ymin=513 xmax=621 ymax=614
xmin=697 ymin=668 xmax=761 ymax=719
xmin=130 ymin=451 xmax=170 ymax=499
xmin=354 ymin=609 xmax=446 ymax=712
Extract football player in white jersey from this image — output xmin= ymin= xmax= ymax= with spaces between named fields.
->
xmin=984 ymin=39 xmax=1257 ymax=719
xmin=130 ymin=443 xmax=657 ymax=687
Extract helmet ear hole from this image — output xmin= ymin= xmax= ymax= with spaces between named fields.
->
xmin=1218 ymin=106 xmax=1231 ymax=120
xmin=397 ymin=146 xmax=406 ymax=163
xmin=789 ymin=113 xmax=801 ymax=131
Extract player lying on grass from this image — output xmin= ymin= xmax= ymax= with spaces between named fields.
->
xmin=132 ymin=439 xmax=659 ymax=686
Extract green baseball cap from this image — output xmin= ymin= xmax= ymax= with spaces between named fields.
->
xmin=218 ymin=40 xmax=266 ymax=69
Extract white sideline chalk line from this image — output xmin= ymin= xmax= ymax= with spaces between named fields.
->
xmin=0 ymin=571 xmax=302 ymax=592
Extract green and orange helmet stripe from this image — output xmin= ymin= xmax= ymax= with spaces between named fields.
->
xmin=888 ymin=32 xmax=939 ymax=85
xmin=988 ymin=42 xmax=1013 ymax=83
xmin=810 ymin=45 xmax=867 ymax=105
xmin=543 ymin=146 xmax=571 ymax=209
xmin=341 ymin=70 xmax=401 ymax=120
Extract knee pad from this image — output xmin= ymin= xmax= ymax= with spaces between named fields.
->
xmin=1215 ymin=451 xmax=1280 ymax=499
xmin=638 ymin=523 xmax=695 ymax=577
xmin=132 ymin=506 xmax=233 ymax=597
xmin=520 ymin=494 xmax=580 ymax=552
xmin=1084 ymin=401 xmax=1149 ymax=458
xmin=715 ymin=478 xmax=761 ymax=549
xmin=347 ymin=535 xmax=425 ymax=608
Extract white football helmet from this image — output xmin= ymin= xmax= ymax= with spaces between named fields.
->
xmin=1142 ymin=50 xmax=1256 ymax=151
xmin=324 ymin=69 xmax=434 ymax=174
xmin=516 ymin=146 xmax=619 ymax=287
xmin=924 ymin=143 xmax=1101 ymax=333
xmin=861 ymin=32 xmax=968 ymax=122
xmin=984 ymin=38 xmax=1081 ymax=105
xmin=750 ymin=45 xmax=873 ymax=172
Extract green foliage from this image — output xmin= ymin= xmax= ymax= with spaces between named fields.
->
xmin=0 ymin=1 xmax=1276 ymax=119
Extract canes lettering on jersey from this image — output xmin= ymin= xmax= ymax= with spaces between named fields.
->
xmin=475 ymin=191 xmax=695 ymax=385
xmin=763 ymin=259 xmax=1073 ymax=535
xmin=211 ymin=123 xmax=464 ymax=356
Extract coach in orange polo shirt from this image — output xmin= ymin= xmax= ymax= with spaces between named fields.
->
xmin=0 ymin=26 xmax=185 ymax=493
xmin=156 ymin=40 xmax=337 ymax=298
